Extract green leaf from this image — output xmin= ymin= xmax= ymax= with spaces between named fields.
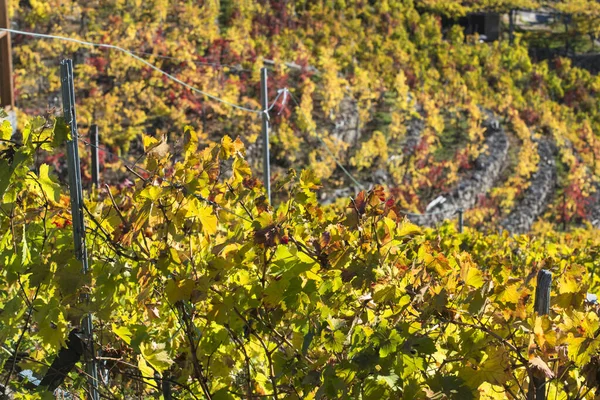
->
xmin=0 ymin=158 xmax=12 ymax=199
xmin=264 ymin=278 xmax=289 ymax=307
xmin=112 ymin=324 xmax=133 ymax=345
xmin=0 ymin=120 xmax=11 ymax=140
xmin=37 ymin=164 xmax=61 ymax=203
xmin=140 ymin=342 xmax=173 ymax=372
xmin=53 ymin=117 xmax=71 ymax=146
xmin=212 ymin=388 xmax=236 ymax=400
xmin=56 ymin=258 xmax=83 ymax=297
xmin=302 ymin=331 xmax=314 ymax=355
xmin=0 ymin=148 xmax=29 ymax=200
xmin=165 ymin=279 xmax=195 ymax=304
xmin=376 ymin=373 xmax=399 ymax=389
xmin=373 ymin=285 xmax=398 ymax=303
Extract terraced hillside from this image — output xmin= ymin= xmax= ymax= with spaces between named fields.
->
xmin=7 ymin=0 xmax=600 ymax=233
xmin=4 ymin=2 xmax=600 ymax=399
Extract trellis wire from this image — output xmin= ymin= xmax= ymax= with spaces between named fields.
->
xmin=260 ymin=67 xmax=271 ymax=203
xmin=0 ymin=28 xmax=262 ymax=114
xmin=6 ymin=28 xmax=471 ymax=227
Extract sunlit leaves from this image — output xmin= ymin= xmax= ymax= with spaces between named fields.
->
xmin=185 ymin=197 xmax=218 ymax=236
xmin=165 ymin=279 xmax=195 ymax=304
xmin=34 ymin=164 xmax=61 ymax=203
xmin=140 ymin=342 xmax=173 ymax=373
xmin=112 ymin=323 xmax=133 ymax=345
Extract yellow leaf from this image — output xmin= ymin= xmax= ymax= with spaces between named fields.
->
xmin=459 ymin=253 xmax=484 ymax=288
xmin=305 ymin=268 xmax=322 ymax=282
xmin=165 ymin=279 xmax=195 ymax=304
xmin=140 ymin=342 xmax=173 ymax=373
xmin=37 ymin=164 xmax=60 ymax=203
xmin=186 ymin=197 xmax=218 ymax=235
xmin=397 ymin=220 xmax=421 ymax=237
xmin=496 ymin=284 xmax=520 ymax=304
xmin=558 ymin=273 xmax=579 ymax=294
xmin=534 ymin=316 xmax=546 ymax=349
xmin=140 ymin=186 xmax=162 ymax=201
xmin=112 ymin=324 xmax=132 ymax=345
xmin=138 ymin=355 xmax=155 ymax=381
xmin=460 ymin=346 xmax=511 ymax=388
xmin=232 ymin=157 xmax=252 ymax=184
xmin=0 ymin=120 xmax=11 ymax=140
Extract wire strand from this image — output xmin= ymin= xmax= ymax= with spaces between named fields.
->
xmin=399 ymin=207 xmax=459 ymax=217
xmin=125 ymin=48 xmax=253 ymax=72
xmin=1 ymin=28 xmax=262 ymax=114
xmin=7 ymin=26 xmax=462 ymax=219
xmin=288 ymin=93 xmax=365 ymax=190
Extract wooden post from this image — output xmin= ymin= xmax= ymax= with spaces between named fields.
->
xmin=508 ymin=9 xmax=515 ymax=44
xmin=458 ymin=209 xmax=464 ymax=233
xmin=534 ymin=270 xmax=552 ymax=315
xmin=0 ymin=0 xmax=14 ymax=109
xmin=260 ymin=67 xmax=271 ymax=203
xmin=530 ymin=269 xmax=552 ymax=400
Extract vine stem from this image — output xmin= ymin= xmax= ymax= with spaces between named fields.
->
xmin=176 ymin=302 xmax=212 ymax=400
xmin=3 ymin=285 xmax=40 ymax=389
xmin=231 ymin=307 xmax=279 ymax=398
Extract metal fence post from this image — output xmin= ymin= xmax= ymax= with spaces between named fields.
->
xmin=90 ymin=124 xmax=100 ymax=189
xmin=458 ymin=208 xmax=464 ymax=233
xmin=260 ymin=67 xmax=271 ymax=203
xmin=61 ymin=59 xmax=100 ymax=400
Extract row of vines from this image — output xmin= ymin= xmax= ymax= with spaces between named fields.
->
xmin=1 ymin=117 xmax=600 ymax=398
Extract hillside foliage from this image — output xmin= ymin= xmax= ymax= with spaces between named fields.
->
xmin=7 ymin=0 xmax=600 ymax=229
xmin=1 ymin=0 xmax=600 ymax=399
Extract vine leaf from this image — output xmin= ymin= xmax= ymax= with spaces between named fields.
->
xmin=140 ymin=342 xmax=173 ymax=372
xmin=165 ymin=279 xmax=195 ymax=304
xmin=38 ymin=164 xmax=61 ymax=202
xmin=0 ymin=120 xmax=11 ymax=140
xmin=112 ymin=324 xmax=133 ymax=345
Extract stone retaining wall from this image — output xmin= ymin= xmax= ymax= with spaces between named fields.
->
xmin=500 ymin=139 xmax=557 ymax=233
xmin=407 ymin=112 xmax=509 ymax=226
xmin=588 ymin=186 xmax=600 ymax=229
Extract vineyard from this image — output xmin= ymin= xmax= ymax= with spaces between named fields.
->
xmin=1 ymin=0 xmax=600 ymax=399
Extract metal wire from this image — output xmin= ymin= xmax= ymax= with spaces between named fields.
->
xmin=5 ymin=26 xmax=467 ymax=220
xmin=0 ymin=28 xmax=262 ymax=114
xmin=399 ymin=207 xmax=460 ymax=217
xmin=125 ymin=49 xmax=253 ymax=72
